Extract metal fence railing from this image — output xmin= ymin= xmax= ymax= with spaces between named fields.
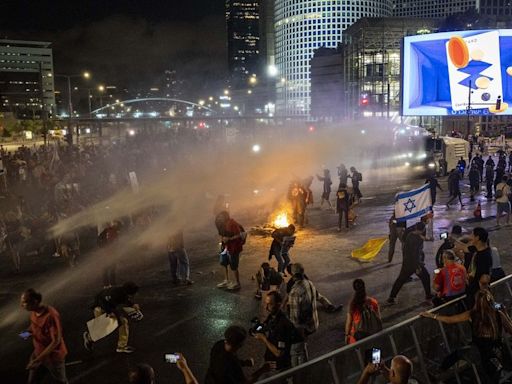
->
xmin=257 ymin=274 xmax=512 ymax=384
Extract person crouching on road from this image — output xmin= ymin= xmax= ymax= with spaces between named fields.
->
xmin=268 ymin=224 xmax=296 ymax=274
xmin=83 ymin=281 xmax=141 ymax=354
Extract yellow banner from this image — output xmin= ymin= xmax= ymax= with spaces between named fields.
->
xmin=351 ymin=237 xmax=388 ymax=262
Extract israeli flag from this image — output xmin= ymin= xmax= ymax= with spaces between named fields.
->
xmin=394 ymin=183 xmax=432 ymax=222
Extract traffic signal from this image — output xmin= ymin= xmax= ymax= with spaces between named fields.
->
xmin=360 ymin=93 xmax=369 ymax=107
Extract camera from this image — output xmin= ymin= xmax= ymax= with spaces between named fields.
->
xmin=249 ymin=317 xmax=267 ymax=336
xmin=164 ymin=353 xmax=180 ymax=363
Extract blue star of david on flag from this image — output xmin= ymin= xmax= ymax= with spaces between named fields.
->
xmin=403 ymin=198 xmax=416 ymax=213
xmin=394 ymin=183 xmax=432 ymax=222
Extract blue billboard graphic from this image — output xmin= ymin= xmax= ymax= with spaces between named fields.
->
xmin=402 ymin=29 xmax=512 ymax=116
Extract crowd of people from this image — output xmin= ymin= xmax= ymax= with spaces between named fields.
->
xmin=8 ymin=133 xmax=512 ymax=384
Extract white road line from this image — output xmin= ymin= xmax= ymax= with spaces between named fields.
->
xmin=155 ymin=315 xmax=197 ymax=336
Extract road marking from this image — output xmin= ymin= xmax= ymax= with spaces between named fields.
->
xmin=155 ymin=315 xmax=197 ymax=336
xmin=69 ymin=360 xmax=109 ymax=383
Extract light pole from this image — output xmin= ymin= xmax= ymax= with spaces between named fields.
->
xmin=54 ymin=71 xmax=90 ymax=143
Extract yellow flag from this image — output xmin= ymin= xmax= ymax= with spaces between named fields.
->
xmin=351 ymin=237 xmax=388 ymax=262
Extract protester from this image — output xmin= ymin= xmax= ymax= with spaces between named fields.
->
xmin=20 ymin=288 xmax=68 ymax=384
xmin=252 ymin=291 xmax=297 ymax=376
xmin=268 ymin=224 xmax=296 ymax=274
xmin=421 ymin=289 xmax=512 ymax=383
xmin=288 ymin=180 xmax=306 ymax=228
xmin=425 ymin=173 xmax=443 ymax=205
xmin=432 ymin=250 xmax=467 ymax=307
xmin=287 ymin=263 xmax=318 ymax=366
xmin=446 ymin=169 xmax=463 ymax=209
xmin=466 ymin=227 xmax=493 ymax=305
xmin=357 ymin=355 xmax=413 ymax=384
xmin=98 ymin=221 xmax=121 ymax=287
xmin=388 ymin=213 xmax=406 ymax=263
xmin=337 ymin=163 xmax=349 ymax=188
xmin=316 ymin=169 xmax=333 ymax=210
xmin=83 ymin=281 xmax=141 ymax=353
xmin=387 ymin=222 xmax=432 ymax=305
xmin=495 ymin=175 xmax=511 ymax=226
xmin=215 ymin=211 xmax=245 ymax=290
xmin=336 ymin=184 xmax=350 ymax=230
xmin=349 ymin=166 xmax=363 ymax=203
xmin=345 ymin=279 xmax=382 ymax=344
xmin=435 ymin=225 xmax=463 ymax=268
xmin=286 ymin=263 xmax=342 ymax=313
xmin=254 ymin=262 xmax=285 ymax=300
xmin=205 ymin=325 xmax=268 ymax=384
xmin=167 ymin=229 xmax=193 ymax=285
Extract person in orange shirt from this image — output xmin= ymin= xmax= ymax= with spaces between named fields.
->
xmin=432 ymin=250 xmax=467 ymax=307
xmin=20 ymin=288 xmax=68 ymax=384
xmin=345 ymin=279 xmax=381 ymax=344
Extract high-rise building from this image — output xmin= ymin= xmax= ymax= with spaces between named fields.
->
xmin=225 ymin=1 xmax=261 ymax=89
xmin=275 ymin=0 xmax=392 ymax=116
xmin=392 ymin=0 xmax=477 ymax=18
xmin=0 ymin=39 xmax=55 ymax=118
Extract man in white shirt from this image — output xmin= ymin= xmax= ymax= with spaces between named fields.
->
xmin=495 ymin=175 xmax=511 ymax=226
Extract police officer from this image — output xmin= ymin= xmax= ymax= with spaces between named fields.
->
xmin=252 ymin=291 xmax=297 ymax=374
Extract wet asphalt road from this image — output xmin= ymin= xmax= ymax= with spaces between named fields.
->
xmin=2 ymin=174 xmax=512 ymax=384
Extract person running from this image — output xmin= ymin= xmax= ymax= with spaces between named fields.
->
xmin=425 ymin=174 xmax=443 ymax=205
xmin=387 ymin=222 xmax=432 ymax=305
xmin=20 ymin=288 xmax=68 ymax=384
xmin=349 ymin=166 xmax=363 ymax=203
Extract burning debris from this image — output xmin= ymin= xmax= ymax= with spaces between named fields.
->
xmin=250 ymin=209 xmax=293 ymax=236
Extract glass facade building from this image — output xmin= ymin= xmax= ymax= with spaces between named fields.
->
xmin=226 ymin=1 xmax=261 ymax=88
xmin=0 ymin=40 xmax=55 ymax=118
xmin=275 ymin=0 xmax=392 ymax=116
xmin=392 ymin=0 xmax=477 ymax=17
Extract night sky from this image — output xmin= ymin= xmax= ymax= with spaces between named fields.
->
xmin=1 ymin=0 xmax=227 ymax=96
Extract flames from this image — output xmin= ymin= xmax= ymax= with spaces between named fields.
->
xmin=273 ymin=212 xmax=290 ymax=228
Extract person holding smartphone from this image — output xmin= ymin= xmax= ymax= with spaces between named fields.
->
xmin=357 ymin=355 xmax=412 ymax=384
xmin=20 ymin=288 xmax=68 ymax=384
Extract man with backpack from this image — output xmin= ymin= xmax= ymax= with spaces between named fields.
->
xmin=215 ymin=211 xmax=246 ymax=291
xmin=286 ymin=263 xmax=318 ymax=367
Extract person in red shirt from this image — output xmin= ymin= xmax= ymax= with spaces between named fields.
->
xmin=20 ymin=288 xmax=68 ymax=384
xmin=433 ymin=249 xmax=467 ymax=307
xmin=215 ymin=211 xmax=244 ymax=290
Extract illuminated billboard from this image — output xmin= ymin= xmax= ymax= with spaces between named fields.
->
xmin=402 ymin=29 xmax=512 ymax=116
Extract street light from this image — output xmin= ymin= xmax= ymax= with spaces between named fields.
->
xmin=54 ymin=71 xmax=91 ymax=143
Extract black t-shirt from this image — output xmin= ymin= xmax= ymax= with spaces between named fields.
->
xmin=403 ymin=232 xmax=423 ymax=270
xmin=205 ymin=340 xmax=245 ymax=384
xmin=471 ymin=247 xmax=493 ymax=284
xmin=263 ymin=311 xmax=295 ymax=370
xmin=93 ymin=286 xmax=133 ymax=313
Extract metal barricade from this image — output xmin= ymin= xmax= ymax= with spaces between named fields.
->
xmin=256 ymin=275 xmax=512 ymax=384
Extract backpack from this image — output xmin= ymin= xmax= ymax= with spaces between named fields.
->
xmin=353 ymin=301 xmax=382 ymax=340
xmin=239 ymin=224 xmax=247 ymax=245
xmin=357 ymin=172 xmax=363 ymax=182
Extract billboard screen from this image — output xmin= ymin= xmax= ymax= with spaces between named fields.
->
xmin=402 ymin=29 xmax=512 ymax=116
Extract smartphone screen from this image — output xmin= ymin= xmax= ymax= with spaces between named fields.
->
xmin=19 ymin=331 xmax=31 ymax=339
xmin=164 ymin=353 xmax=180 ymax=363
xmin=434 ymin=268 xmax=441 ymax=274
xmin=494 ymin=303 xmax=503 ymax=310
xmin=440 ymin=232 xmax=448 ymax=240
xmin=372 ymin=348 xmax=381 ymax=364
